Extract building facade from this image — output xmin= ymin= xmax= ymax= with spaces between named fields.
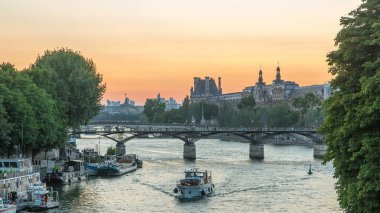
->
xmin=190 ymin=65 xmax=331 ymax=105
xmin=157 ymin=94 xmax=182 ymax=111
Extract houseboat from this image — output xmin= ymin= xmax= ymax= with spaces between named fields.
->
xmin=86 ymin=159 xmax=137 ymax=177
xmin=44 ymin=160 xmax=87 ymax=185
xmin=117 ymin=154 xmax=143 ymax=168
xmin=0 ymin=158 xmax=59 ymax=211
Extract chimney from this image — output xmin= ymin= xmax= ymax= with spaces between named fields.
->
xmin=218 ymin=77 xmax=222 ymax=95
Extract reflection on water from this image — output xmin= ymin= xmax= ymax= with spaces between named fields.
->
xmin=45 ymin=138 xmax=339 ymax=212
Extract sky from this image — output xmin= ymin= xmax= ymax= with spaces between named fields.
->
xmin=0 ymin=0 xmax=361 ymax=105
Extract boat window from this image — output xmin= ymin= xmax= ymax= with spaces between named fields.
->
xmin=3 ymin=162 xmax=9 ymax=167
xmin=10 ymin=162 xmax=18 ymax=168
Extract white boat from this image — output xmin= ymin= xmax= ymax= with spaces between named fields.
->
xmin=26 ymin=183 xmax=59 ymax=211
xmin=0 ymin=198 xmax=16 ymax=213
xmin=173 ymin=167 xmax=214 ymax=199
xmin=0 ymin=158 xmax=60 ymax=211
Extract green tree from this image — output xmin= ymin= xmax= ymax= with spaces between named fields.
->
xmin=320 ymin=1 xmax=380 ymax=211
xmin=0 ymin=63 xmax=66 ymax=158
xmin=218 ymin=102 xmax=238 ymax=127
xmin=189 ymin=102 xmax=218 ymax=123
xmin=164 ymin=109 xmax=183 ymax=123
xmin=292 ymin=93 xmax=321 ymax=126
xmin=0 ymin=96 xmax=12 ymax=155
xmin=143 ymin=98 xmax=166 ymax=123
xmin=106 ymin=146 xmax=116 ymax=155
xmin=27 ymin=48 xmax=106 ymax=129
xmin=180 ymin=96 xmax=191 ymax=123
xmin=237 ymin=95 xmax=256 ymax=110
xmin=266 ymin=103 xmax=299 ymax=127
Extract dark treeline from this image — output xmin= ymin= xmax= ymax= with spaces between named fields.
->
xmin=142 ymin=94 xmax=323 ymax=128
xmin=0 ymin=48 xmax=105 ymax=158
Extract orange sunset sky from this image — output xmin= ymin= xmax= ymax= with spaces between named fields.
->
xmin=1 ymin=0 xmax=361 ymax=105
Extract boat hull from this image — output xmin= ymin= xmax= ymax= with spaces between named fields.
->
xmin=177 ymin=182 xmax=214 ymax=199
xmin=44 ymin=172 xmax=87 ymax=185
xmin=85 ymin=164 xmax=100 ymax=176
xmin=29 ymin=201 xmax=60 ymax=211
xmin=98 ymin=163 xmax=137 ymax=176
xmin=0 ymin=205 xmax=17 ymax=213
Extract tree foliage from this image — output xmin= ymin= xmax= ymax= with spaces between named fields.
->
xmin=189 ymin=102 xmax=219 ymax=123
xmin=143 ymin=99 xmax=166 ymax=123
xmin=237 ymin=95 xmax=256 ymax=110
xmin=292 ymin=93 xmax=322 ymax=127
xmin=292 ymin=93 xmax=321 ymax=115
xmin=320 ymin=1 xmax=380 ymax=211
xmin=0 ymin=63 xmax=66 ymax=157
xmin=27 ymin=48 xmax=106 ymax=129
xmin=106 ymin=146 xmax=116 ymax=155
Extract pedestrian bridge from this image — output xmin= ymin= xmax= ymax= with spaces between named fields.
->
xmin=71 ymin=125 xmax=326 ymax=159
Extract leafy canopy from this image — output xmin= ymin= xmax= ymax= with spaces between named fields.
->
xmin=27 ymin=48 xmax=106 ymax=129
xmin=320 ymin=0 xmax=380 ymax=212
xmin=0 ymin=63 xmax=66 ymax=157
xmin=143 ymin=99 xmax=166 ymax=123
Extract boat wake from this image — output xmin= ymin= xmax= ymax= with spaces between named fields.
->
xmin=137 ymin=181 xmax=176 ymax=197
xmin=214 ymin=184 xmax=276 ymax=196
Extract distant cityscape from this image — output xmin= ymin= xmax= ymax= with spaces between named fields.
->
xmin=190 ymin=65 xmax=330 ymax=105
xmin=104 ymin=64 xmax=330 ymax=114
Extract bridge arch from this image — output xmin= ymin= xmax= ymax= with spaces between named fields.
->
xmin=70 ymin=127 xmax=324 ymax=159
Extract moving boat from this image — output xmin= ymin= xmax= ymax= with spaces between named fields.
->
xmin=0 ymin=198 xmax=16 ymax=213
xmin=173 ymin=167 xmax=214 ymax=199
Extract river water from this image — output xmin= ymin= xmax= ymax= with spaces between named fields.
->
xmin=48 ymin=138 xmax=340 ymax=212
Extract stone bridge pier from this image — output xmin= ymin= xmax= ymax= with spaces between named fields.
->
xmin=249 ymin=142 xmax=264 ymax=159
xmin=116 ymin=142 xmax=126 ymax=156
xmin=313 ymin=144 xmax=327 ymax=158
xmin=183 ymin=142 xmax=196 ymax=159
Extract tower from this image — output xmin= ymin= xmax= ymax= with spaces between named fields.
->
xmin=258 ymin=67 xmax=263 ymax=84
xmin=218 ymin=77 xmax=222 ymax=95
xmin=205 ymin=76 xmax=210 ymax=95
xmin=276 ymin=65 xmax=281 ymax=82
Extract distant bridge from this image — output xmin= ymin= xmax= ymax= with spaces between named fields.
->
xmin=71 ymin=124 xmax=325 ymax=159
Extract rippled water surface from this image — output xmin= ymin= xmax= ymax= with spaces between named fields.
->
xmin=47 ymin=138 xmax=340 ymax=212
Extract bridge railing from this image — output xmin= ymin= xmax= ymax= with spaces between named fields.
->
xmin=74 ymin=125 xmax=318 ymax=134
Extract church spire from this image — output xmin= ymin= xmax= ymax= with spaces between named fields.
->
xmin=258 ymin=65 xmax=263 ymax=83
xmin=276 ymin=62 xmax=281 ymax=82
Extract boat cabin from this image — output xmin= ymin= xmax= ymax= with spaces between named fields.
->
xmin=0 ymin=158 xmax=33 ymax=174
xmin=185 ymin=170 xmax=206 ymax=179
xmin=182 ymin=168 xmax=212 ymax=184
xmin=64 ymin=160 xmax=85 ymax=172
